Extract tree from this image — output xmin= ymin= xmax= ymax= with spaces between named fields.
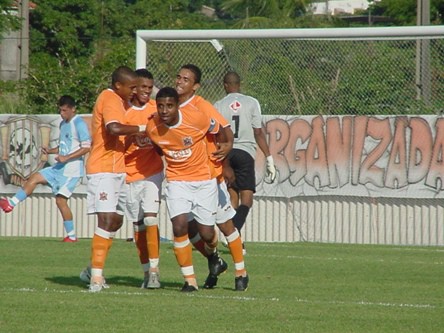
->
xmin=218 ymin=0 xmax=310 ymax=27
xmin=0 ymin=0 xmax=21 ymax=35
xmin=18 ymin=0 xmax=224 ymax=114
xmin=369 ymin=0 xmax=444 ymax=25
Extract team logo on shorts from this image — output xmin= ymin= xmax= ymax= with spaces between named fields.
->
xmin=99 ymin=192 xmax=108 ymax=201
xmin=182 ymin=136 xmax=193 ymax=146
xmin=229 ymin=101 xmax=241 ymax=112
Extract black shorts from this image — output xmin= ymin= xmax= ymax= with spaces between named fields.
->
xmin=228 ymin=148 xmax=256 ymax=193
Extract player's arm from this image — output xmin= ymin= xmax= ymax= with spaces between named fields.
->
xmin=254 ymin=127 xmax=271 ymax=157
xmin=213 ymin=126 xmax=233 ymax=162
xmin=42 ymin=146 xmax=59 ymax=155
xmin=254 ymin=127 xmax=277 ymax=183
xmin=104 ymin=102 xmax=146 ymax=136
xmin=222 ymin=157 xmax=235 ymax=186
xmin=206 ymin=104 xmax=233 ymax=161
xmin=107 ymin=121 xmax=146 ymax=136
xmin=56 ymin=146 xmax=90 ymax=164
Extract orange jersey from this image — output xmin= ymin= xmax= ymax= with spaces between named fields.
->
xmin=180 ymin=95 xmax=230 ymax=181
xmin=86 ymin=89 xmax=127 ymax=174
xmin=124 ymin=100 xmax=163 ymax=183
xmin=146 ymin=109 xmax=220 ymax=182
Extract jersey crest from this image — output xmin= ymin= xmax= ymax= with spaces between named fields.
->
xmin=182 ymin=136 xmax=193 ymax=146
xmin=229 ymin=101 xmax=242 ymax=112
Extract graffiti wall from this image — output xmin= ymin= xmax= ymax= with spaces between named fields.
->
xmin=1 ymin=114 xmax=443 ymax=199
xmin=257 ymin=115 xmax=444 ymax=198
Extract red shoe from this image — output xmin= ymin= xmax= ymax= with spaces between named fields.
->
xmin=63 ymin=236 xmax=78 ymax=243
xmin=0 ymin=198 xmax=13 ymax=213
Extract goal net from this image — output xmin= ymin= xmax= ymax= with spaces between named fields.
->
xmin=136 ymin=26 xmax=444 ymax=116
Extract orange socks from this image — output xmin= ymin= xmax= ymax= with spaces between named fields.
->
xmin=147 ymin=225 xmax=160 ymax=261
xmin=226 ymin=229 xmax=246 ymax=277
xmin=173 ymin=234 xmax=195 ymax=280
xmin=91 ymin=228 xmax=113 ymax=271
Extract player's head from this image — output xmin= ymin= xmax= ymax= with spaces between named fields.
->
xmin=58 ymin=95 xmax=77 ymax=122
xmin=223 ymin=71 xmax=241 ymax=94
xmin=133 ymin=68 xmax=154 ymax=106
xmin=156 ymin=87 xmax=180 ymax=126
xmin=111 ymin=66 xmax=137 ymax=102
xmin=176 ymin=64 xmax=201 ymax=101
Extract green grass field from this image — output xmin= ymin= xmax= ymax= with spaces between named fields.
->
xmin=0 ymin=237 xmax=443 ymax=333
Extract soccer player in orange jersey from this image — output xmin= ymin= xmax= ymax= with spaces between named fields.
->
xmin=176 ymin=64 xmax=249 ymax=291
xmin=124 ymin=69 xmax=163 ymax=289
xmin=81 ymin=66 xmax=148 ymax=293
xmin=146 ymin=86 xmax=228 ymax=292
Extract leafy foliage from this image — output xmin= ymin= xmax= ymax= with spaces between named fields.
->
xmin=3 ymin=0 xmax=444 ymax=115
xmin=0 ymin=0 xmax=21 ymax=33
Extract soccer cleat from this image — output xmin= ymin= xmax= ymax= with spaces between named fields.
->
xmin=181 ymin=282 xmax=198 ymax=292
xmin=89 ymin=281 xmax=104 ymax=293
xmin=207 ymin=251 xmax=228 ymax=276
xmin=62 ymin=236 xmax=78 ymax=243
xmin=203 ymin=274 xmax=218 ymax=289
xmin=0 ymin=198 xmax=13 ymax=213
xmin=88 ymin=276 xmax=110 ymax=293
xmin=80 ymin=267 xmax=109 ymax=288
xmin=141 ymin=272 xmax=161 ymax=289
xmin=235 ymin=274 xmax=249 ymax=291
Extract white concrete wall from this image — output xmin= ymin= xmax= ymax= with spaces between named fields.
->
xmin=1 ymin=193 xmax=442 ymax=246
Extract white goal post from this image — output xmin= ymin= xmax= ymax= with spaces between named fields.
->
xmin=136 ymin=26 xmax=444 ymax=69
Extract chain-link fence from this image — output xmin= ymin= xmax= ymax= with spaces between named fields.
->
xmin=140 ymin=28 xmax=444 ymax=116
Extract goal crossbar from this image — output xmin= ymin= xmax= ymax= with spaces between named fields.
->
xmin=136 ymin=26 xmax=444 ymax=68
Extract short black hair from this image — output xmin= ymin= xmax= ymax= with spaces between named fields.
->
xmin=180 ymin=64 xmax=202 ymax=84
xmin=156 ymin=87 xmax=179 ymax=103
xmin=135 ymin=68 xmax=154 ymax=80
xmin=223 ymin=71 xmax=241 ymax=84
xmin=58 ymin=95 xmax=76 ymax=108
xmin=111 ymin=66 xmax=136 ymax=86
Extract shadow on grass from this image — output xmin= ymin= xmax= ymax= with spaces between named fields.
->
xmin=45 ymin=275 xmax=185 ymax=291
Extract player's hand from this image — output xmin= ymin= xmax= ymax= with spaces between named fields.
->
xmin=55 ymin=154 xmax=67 ymax=163
xmin=264 ymin=155 xmax=277 ymax=183
xmin=223 ymin=164 xmax=235 ymax=187
xmin=41 ymin=147 xmax=49 ymax=154
xmin=213 ymin=142 xmax=231 ymax=162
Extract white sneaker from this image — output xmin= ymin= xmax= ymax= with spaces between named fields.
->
xmin=89 ymin=281 xmax=105 ymax=293
xmin=141 ymin=272 xmax=161 ymax=289
xmin=88 ymin=276 xmax=109 ymax=293
xmin=81 ymin=266 xmax=109 ymax=289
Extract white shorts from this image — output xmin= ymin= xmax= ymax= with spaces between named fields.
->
xmin=86 ymin=173 xmax=127 ymax=215
xmin=125 ymin=171 xmax=163 ymax=222
xmin=216 ymin=181 xmax=236 ymax=224
xmin=165 ymin=179 xmax=218 ymax=226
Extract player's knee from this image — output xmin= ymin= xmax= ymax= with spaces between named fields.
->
xmin=199 ymin=227 xmax=215 ymax=243
xmin=143 ymin=216 xmax=158 ymax=226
